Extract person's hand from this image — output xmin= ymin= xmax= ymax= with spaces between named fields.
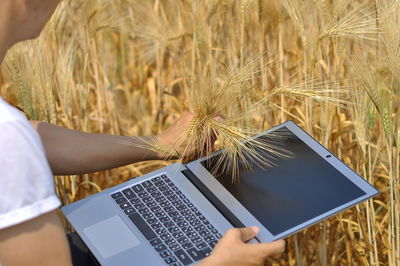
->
xmin=198 ymin=226 xmax=285 ymax=266
xmin=156 ymin=112 xmax=196 ymax=158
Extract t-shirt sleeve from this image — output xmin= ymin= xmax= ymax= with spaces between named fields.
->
xmin=0 ymin=120 xmax=61 ymax=230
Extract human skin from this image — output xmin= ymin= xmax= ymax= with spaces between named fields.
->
xmin=0 ymin=1 xmax=285 ymax=265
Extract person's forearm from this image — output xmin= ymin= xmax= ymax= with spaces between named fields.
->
xmin=34 ymin=122 xmax=162 ymax=175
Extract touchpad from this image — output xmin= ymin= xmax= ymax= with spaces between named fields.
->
xmin=83 ymin=215 xmax=141 ymax=259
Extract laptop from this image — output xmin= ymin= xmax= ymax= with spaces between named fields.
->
xmin=61 ymin=120 xmax=378 ymax=266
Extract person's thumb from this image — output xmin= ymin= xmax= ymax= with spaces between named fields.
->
xmin=236 ymin=226 xmax=259 ymax=242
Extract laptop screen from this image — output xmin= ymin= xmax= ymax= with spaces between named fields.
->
xmin=201 ymin=127 xmax=366 ymax=236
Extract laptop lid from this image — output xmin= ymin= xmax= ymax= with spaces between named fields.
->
xmin=186 ymin=120 xmax=378 ymax=242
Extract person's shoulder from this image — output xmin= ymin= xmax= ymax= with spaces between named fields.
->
xmin=0 ymin=98 xmax=43 ymax=155
xmin=0 ymin=97 xmax=27 ymax=125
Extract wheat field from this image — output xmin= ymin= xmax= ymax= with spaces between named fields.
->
xmin=0 ymin=0 xmax=399 ymax=265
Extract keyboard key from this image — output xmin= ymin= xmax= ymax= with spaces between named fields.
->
xmin=159 ymin=216 xmax=170 ymax=223
xmin=159 ymin=185 xmax=169 ymax=191
xmin=208 ymin=240 xmax=218 ymax=248
xmin=160 ymin=201 xmax=171 ymax=208
xmin=164 ymin=206 xmax=174 ymax=212
xmin=146 ymin=201 xmax=157 ymax=208
xmin=155 ymin=228 xmax=167 ymax=235
xmin=211 ymin=229 xmax=218 ymax=234
xmin=176 ymin=221 xmax=188 ymax=227
xmin=181 ymin=210 xmax=191 ymax=216
xmin=164 ymin=221 xmax=174 ymax=228
xmin=182 ymin=226 xmax=193 ymax=233
xmin=215 ymin=233 xmax=222 ymax=239
xmin=122 ymin=188 xmax=136 ymax=199
xmin=170 ymin=263 xmax=182 ymax=266
xmin=138 ymin=192 xmax=148 ymax=198
xmin=151 ymin=222 xmax=162 ymax=230
xmin=189 ymin=219 xmax=200 ymax=226
xmin=194 ymin=225 xmax=206 ymax=231
xmin=194 ymin=211 xmax=202 ymax=216
xmin=147 ymin=186 xmax=158 ymax=193
xmin=161 ymin=233 xmax=171 ymax=240
xmin=154 ymin=211 xmax=166 ymax=218
xmin=178 ymin=194 xmax=187 ymax=200
xmin=172 ymin=231 xmax=184 ymax=239
xmin=124 ymin=208 xmax=135 ymax=215
xmin=132 ymin=184 xmax=144 ymax=193
xmin=167 ymin=195 xmax=178 ymax=201
xmin=172 ymin=216 xmax=184 ymax=223
xmin=151 ymin=191 xmax=162 ymax=198
xmin=115 ymin=197 xmax=127 ymax=204
xmin=147 ymin=218 xmax=157 ymax=224
xmin=192 ymin=236 xmax=202 ymax=244
xmin=186 ymin=231 xmax=197 ymax=238
xmin=164 ymin=256 xmax=177 ymax=264
xmin=150 ymin=238 xmax=162 ymax=246
xmin=201 ymin=247 xmax=212 ymax=257
xmin=142 ymin=180 xmax=153 ymax=188
xmin=150 ymin=206 xmax=161 ymax=212
xmin=168 ymin=211 xmax=179 ymax=217
xmin=138 ymin=208 xmax=150 ymax=215
xmin=171 ymin=199 xmax=182 ymax=205
xmin=163 ymin=190 xmax=174 ymax=197
xmin=165 ymin=238 xmax=176 ymax=246
xmin=128 ymin=213 xmax=157 ymax=240
xmin=186 ymin=247 xmax=205 ymax=261
xmin=202 ymin=220 xmax=210 ymax=225
xmin=160 ymin=174 xmax=168 ymax=179
xmin=111 ymin=192 xmax=123 ymax=199
xmin=152 ymin=176 xmax=162 ymax=182
xmin=177 ymin=236 xmax=189 ymax=244
xmin=176 ymin=204 xmax=186 ymax=211
xmin=174 ymin=249 xmax=193 ymax=265
xmin=119 ymin=202 xmax=131 ymax=209
xmin=155 ymin=244 xmax=167 ymax=252
xmin=182 ymin=241 xmax=193 ymax=249
xmin=159 ymin=250 xmax=172 ymax=258
xmin=154 ymin=180 xmax=165 ymax=187
xmin=204 ymin=235 xmax=215 ymax=242
xmin=143 ymin=212 xmax=154 ymax=218
xmin=142 ymin=196 xmax=153 ymax=203
xmin=134 ymin=203 xmax=145 ymax=209
xmin=206 ymin=224 xmax=214 ymax=230
xmin=130 ymin=198 xmax=141 ymax=204
xmin=168 ymin=226 xmax=179 ymax=233
xmin=169 ymin=243 xmax=180 ymax=251
xmin=199 ymin=230 xmax=209 ymax=237
xmin=196 ymin=242 xmax=207 ymax=249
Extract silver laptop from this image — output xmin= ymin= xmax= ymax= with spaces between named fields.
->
xmin=62 ymin=120 xmax=378 ymax=266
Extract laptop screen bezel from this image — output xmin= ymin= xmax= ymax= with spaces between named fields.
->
xmin=185 ymin=120 xmax=378 ymax=242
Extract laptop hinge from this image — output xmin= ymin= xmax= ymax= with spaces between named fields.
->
xmin=181 ymin=169 xmax=245 ymax=229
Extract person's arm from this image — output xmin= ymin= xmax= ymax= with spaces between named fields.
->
xmin=199 ymin=227 xmax=285 ymax=266
xmin=30 ymin=113 xmax=194 ymax=175
xmin=0 ymin=210 xmax=72 ymax=266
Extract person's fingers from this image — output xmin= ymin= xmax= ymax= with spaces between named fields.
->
xmin=224 ymin=227 xmax=259 ymax=242
xmin=257 ymin=239 xmax=286 ymax=257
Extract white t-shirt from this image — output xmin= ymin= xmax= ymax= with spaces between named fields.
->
xmin=0 ymin=97 xmax=60 ymax=230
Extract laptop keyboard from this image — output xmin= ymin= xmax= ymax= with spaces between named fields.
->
xmin=111 ymin=174 xmax=222 ymax=265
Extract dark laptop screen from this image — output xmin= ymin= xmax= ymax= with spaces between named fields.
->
xmin=201 ymin=126 xmax=366 ymax=235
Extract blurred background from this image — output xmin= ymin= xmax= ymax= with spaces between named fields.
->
xmin=0 ymin=0 xmax=398 ymax=265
